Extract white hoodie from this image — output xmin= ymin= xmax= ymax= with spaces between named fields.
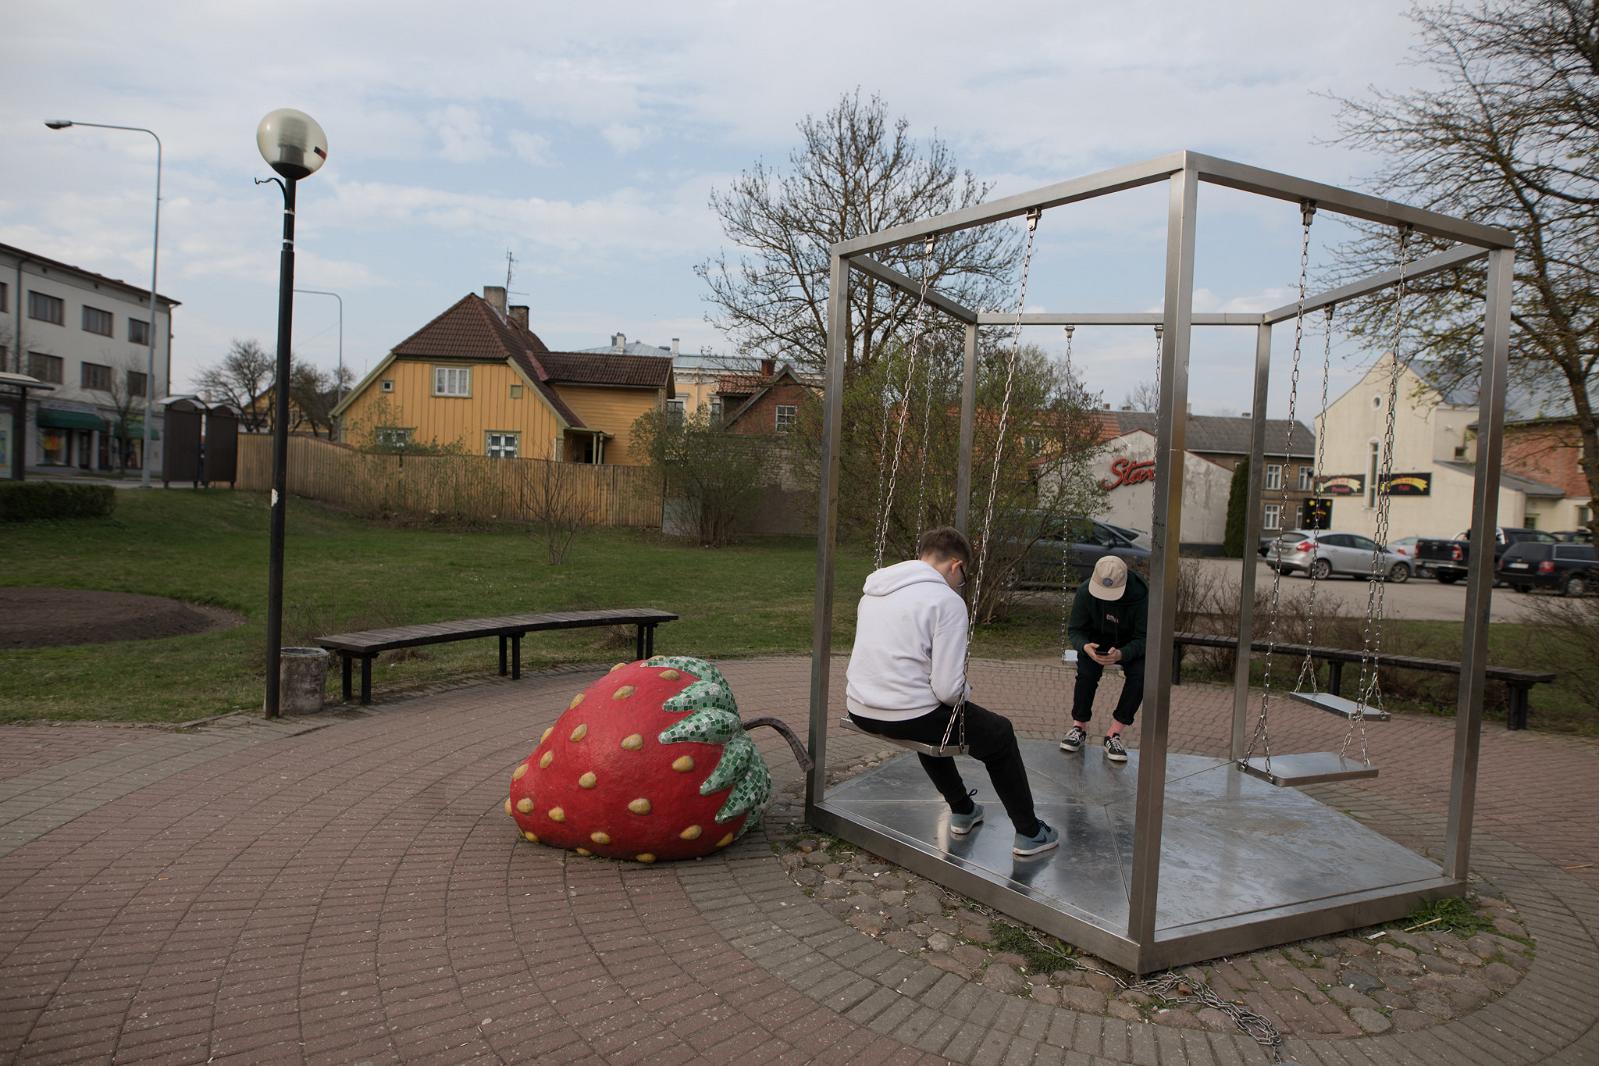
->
xmin=845 ymin=559 xmax=971 ymax=721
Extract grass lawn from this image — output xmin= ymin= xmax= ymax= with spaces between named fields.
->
xmin=2 ymin=491 xmax=1591 ymax=733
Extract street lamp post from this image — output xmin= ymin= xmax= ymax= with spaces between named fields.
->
xmin=44 ymin=120 xmax=162 ymax=487
xmin=293 ymin=287 xmax=344 ymax=412
xmin=257 ymin=109 xmax=328 ymax=719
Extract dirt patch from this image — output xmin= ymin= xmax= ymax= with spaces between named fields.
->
xmin=0 ymin=587 xmax=244 ymax=649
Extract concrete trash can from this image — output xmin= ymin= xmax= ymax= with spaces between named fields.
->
xmin=278 ymin=647 xmax=330 ymax=714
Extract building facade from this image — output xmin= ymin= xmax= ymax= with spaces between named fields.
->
xmin=0 ymin=243 xmax=176 ymax=476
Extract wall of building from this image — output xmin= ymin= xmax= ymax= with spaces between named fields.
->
xmin=1067 ymin=431 xmax=1234 ymax=545
xmin=728 ymin=379 xmax=809 ymax=437
xmin=339 ymin=357 xmax=564 ymax=460
xmin=1324 ymin=463 xmax=1525 ymax=540
xmin=553 ymin=384 xmax=661 ymax=466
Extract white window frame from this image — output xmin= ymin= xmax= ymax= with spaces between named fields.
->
xmin=432 ymin=366 xmax=471 ymax=397
xmin=375 ymin=426 xmax=414 ymax=449
xmin=381 ymin=379 xmax=395 ymax=393
xmin=485 ymin=430 xmax=520 ymax=459
xmin=1263 ymin=503 xmax=1283 ymax=531
xmin=1366 ymin=440 xmax=1381 ymax=508
xmin=1298 ymin=465 xmax=1313 ymax=491
xmin=775 ymin=404 xmax=797 ymax=431
xmin=1264 ymin=463 xmax=1283 ymax=490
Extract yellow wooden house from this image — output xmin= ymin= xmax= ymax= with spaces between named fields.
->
xmin=334 ymin=287 xmax=673 ymax=464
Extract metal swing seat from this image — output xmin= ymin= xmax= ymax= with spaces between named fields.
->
xmin=837 ymin=712 xmax=967 ymax=757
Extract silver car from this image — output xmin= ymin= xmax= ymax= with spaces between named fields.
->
xmin=1265 ymin=530 xmax=1411 ymax=583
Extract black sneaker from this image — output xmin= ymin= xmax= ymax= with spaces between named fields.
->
xmin=1103 ymin=734 xmax=1129 ymax=762
xmin=1060 ymin=725 xmax=1087 ymax=752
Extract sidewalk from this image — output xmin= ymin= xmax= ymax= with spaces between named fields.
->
xmin=0 ymin=657 xmax=1593 ymax=1065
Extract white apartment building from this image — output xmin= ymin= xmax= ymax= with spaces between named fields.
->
xmin=0 ymin=243 xmax=177 ymax=475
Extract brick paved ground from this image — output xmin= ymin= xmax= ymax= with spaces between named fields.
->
xmin=0 ymin=657 xmax=1593 ymax=1065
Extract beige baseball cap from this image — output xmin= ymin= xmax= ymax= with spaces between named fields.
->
xmin=1087 ymin=556 xmax=1128 ymax=601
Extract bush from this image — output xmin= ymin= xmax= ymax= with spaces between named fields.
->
xmin=0 ymin=481 xmax=117 ymax=522
xmin=1222 ymin=459 xmax=1249 ymax=558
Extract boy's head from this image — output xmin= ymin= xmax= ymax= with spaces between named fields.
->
xmin=917 ymin=527 xmax=972 ymax=592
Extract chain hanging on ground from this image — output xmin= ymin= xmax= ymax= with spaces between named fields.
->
xmin=1295 ymin=303 xmax=1336 ymax=692
xmin=872 ymin=236 xmax=938 ymax=569
xmin=1344 ymin=225 xmax=1412 ymax=762
xmin=942 ymin=209 xmax=1041 ymax=753
xmin=1241 ymin=201 xmax=1315 ymax=774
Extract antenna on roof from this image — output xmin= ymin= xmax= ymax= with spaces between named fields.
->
xmin=504 ymin=249 xmax=529 ymax=298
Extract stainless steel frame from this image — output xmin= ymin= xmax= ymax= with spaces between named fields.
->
xmin=805 ymin=150 xmax=1513 ymax=972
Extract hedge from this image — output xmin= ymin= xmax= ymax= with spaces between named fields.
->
xmin=0 ymin=481 xmax=117 ymax=522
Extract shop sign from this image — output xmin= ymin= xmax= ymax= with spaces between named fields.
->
xmin=1299 ymin=497 xmax=1332 ymax=530
xmin=1100 ymin=456 xmax=1156 ymax=491
xmin=1316 ymin=474 xmax=1364 ymax=496
xmin=1380 ymin=472 xmax=1432 ymax=496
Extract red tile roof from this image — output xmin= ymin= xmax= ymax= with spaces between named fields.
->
xmin=390 ymin=293 xmax=550 ymax=361
xmin=538 ymin=351 xmax=673 ymax=389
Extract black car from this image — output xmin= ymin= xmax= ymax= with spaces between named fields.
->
xmin=1013 ymin=516 xmax=1151 ymax=588
xmin=1553 ymin=529 xmax=1596 ymax=545
xmin=1497 ymin=541 xmax=1598 ymax=596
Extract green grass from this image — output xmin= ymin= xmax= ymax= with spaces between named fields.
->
xmin=987 ymin=920 xmax=1077 ymax=972
xmin=1390 ymin=896 xmax=1495 ymax=937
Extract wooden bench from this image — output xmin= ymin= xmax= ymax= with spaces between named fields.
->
xmin=1169 ymin=631 xmax=1556 ymax=730
xmin=317 ymin=608 xmax=678 ymax=705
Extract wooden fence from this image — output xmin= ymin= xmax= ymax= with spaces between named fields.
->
xmin=236 ymin=434 xmax=664 ymax=528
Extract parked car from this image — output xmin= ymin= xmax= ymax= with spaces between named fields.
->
xmin=1013 ymin=516 xmax=1151 ymax=588
xmin=1553 ymin=529 xmax=1596 ymax=545
xmin=1497 ymin=541 xmax=1598 ymax=596
xmin=1414 ymin=527 xmax=1555 ymax=584
xmin=1264 ymin=530 xmax=1411 ymax=582
xmin=1385 ymin=535 xmax=1433 ymax=578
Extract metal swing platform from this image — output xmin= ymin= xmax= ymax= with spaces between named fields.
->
xmin=811 ymin=741 xmax=1444 ymax=972
xmin=806 ymin=150 xmax=1514 ymax=974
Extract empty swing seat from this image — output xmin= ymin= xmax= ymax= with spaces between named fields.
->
xmin=837 ymin=715 xmax=968 ymax=757
xmin=1239 ymin=752 xmax=1379 ymax=786
xmin=1287 ymin=690 xmax=1390 ymax=721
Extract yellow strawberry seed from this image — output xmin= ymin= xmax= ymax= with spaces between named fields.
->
xmin=628 ymin=798 xmax=651 ymax=815
xmin=679 ymin=825 xmax=702 ymax=841
xmin=578 ymin=771 xmax=597 ymax=789
xmin=671 ymin=756 xmax=695 ymax=773
xmin=620 ymin=734 xmax=643 ymax=750
xmin=569 ymin=723 xmax=588 ymax=742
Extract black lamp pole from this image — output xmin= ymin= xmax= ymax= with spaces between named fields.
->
xmin=264 ymin=176 xmax=297 ymax=718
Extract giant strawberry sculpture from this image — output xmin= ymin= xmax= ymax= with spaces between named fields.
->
xmin=506 ymin=655 xmax=808 ymax=862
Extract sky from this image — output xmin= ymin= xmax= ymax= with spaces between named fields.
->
xmin=0 ymin=0 xmax=1446 ymax=420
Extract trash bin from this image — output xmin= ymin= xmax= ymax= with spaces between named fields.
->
xmin=277 ymin=647 xmax=330 ymax=714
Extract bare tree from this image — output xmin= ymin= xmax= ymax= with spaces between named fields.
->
xmin=698 ymin=90 xmax=1020 ymax=376
xmin=194 ymin=340 xmax=274 ymax=432
xmin=521 ymin=460 xmax=589 ymax=564
xmin=289 ymin=362 xmax=335 ymax=438
xmin=1327 ymin=0 xmax=1597 ymax=527
xmin=105 ymin=357 xmax=148 ymax=472
xmin=1123 ymin=380 xmax=1160 ymax=412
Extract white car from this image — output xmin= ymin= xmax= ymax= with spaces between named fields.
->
xmin=1265 ymin=530 xmax=1411 ymax=582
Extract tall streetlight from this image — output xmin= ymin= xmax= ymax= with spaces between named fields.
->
xmin=44 ymin=120 xmax=162 ymax=487
xmin=293 ymin=287 xmax=344 ymax=410
xmin=257 ymin=108 xmax=328 ymax=718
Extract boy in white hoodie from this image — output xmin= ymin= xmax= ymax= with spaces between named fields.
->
xmin=846 ymin=527 xmax=1059 ymax=856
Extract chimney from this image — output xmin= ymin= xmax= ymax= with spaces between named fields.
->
xmin=611 ymin=332 xmax=626 ymax=353
xmin=760 ymin=357 xmax=776 ymax=377
xmin=671 ymin=337 xmax=680 ymax=356
xmin=482 ymin=285 xmax=507 ymax=318
xmin=1103 ymin=402 xmax=1111 ymax=411
xmin=509 ymin=305 xmax=529 ymax=330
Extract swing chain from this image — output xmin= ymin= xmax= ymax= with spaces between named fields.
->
xmin=873 ymin=236 xmax=938 ymax=569
xmin=944 ymin=208 xmax=1041 ymax=753
xmin=1241 ymin=201 xmax=1315 ymax=772
xmin=1295 ymin=303 xmax=1336 ymax=692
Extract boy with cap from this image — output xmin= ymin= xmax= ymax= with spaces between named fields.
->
xmin=846 ymin=527 xmax=1059 ymax=856
xmin=1062 ymin=556 xmax=1149 ymax=762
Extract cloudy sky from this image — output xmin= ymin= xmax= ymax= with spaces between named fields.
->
xmin=1 ymin=0 xmax=1444 ymax=417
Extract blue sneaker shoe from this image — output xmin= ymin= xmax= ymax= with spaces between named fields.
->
xmin=950 ymin=802 xmax=984 ymax=836
xmin=1012 ymin=821 xmax=1060 ymax=857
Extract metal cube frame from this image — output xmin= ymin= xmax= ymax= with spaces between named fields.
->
xmin=804 ymin=150 xmax=1514 ymax=973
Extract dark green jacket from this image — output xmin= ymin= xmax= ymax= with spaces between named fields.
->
xmin=1067 ymin=570 xmax=1149 ymax=662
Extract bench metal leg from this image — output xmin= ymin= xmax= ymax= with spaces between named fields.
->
xmin=1506 ymin=684 xmax=1530 ymax=731
xmin=499 ymin=636 xmax=507 ymax=676
xmin=341 ymin=654 xmax=352 ymax=702
xmin=635 ymin=625 xmax=644 ymax=661
xmin=1170 ymin=642 xmax=1184 ymax=687
xmin=512 ymin=635 xmax=522 ymax=681
xmin=1327 ymin=660 xmax=1344 ymax=696
xmin=645 ymin=624 xmax=656 ymax=658
xmin=360 ymin=656 xmax=373 ymax=705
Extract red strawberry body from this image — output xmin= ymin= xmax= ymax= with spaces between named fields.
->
xmin=508 ymin=660 xmax=747 ymax=862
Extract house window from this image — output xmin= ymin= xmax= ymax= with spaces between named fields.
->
xmin=775 ymin=404 xmax=797 ymax=432
xmin=0 ymin=280 xmax=9 ymax=312
xmin=432 ymin=366 xmax=471 ymax=397
xmin=128 ymin=318 xmax=150 ymax=345
xmin=28 ymin=291 xmax=64 ymax=325
xmin=375 ymin=426 xmax=414 ymax=449
xmin=127 ymin=370 xmax=148 ymax=398
xmin=710 ymin=397 xmax=724 ymax=425
xmin=1298 ymin=466 xmax=1313 ymax=491
xmin=1265 ymin=463 xmax=1283 ymax=490
xmin=81 ymin=362 xmax=112 ymax=391
xmin=381 ymin=379 xmax=395 ymax=393
xmin=485 ymin=431 xmax=520 ymax=458
xmin=509 ymin=384 xmax=523 ymax=399
xmin=1366 ymin=441 xmax=1381 ymax=508
xmin=82 ymin=306 xmax=113 ymax=336
xmin=1263 ymin=503 xmax=1283 ymax=531
xmin=28 ymin=352 xmax=64 ymax=384
xmin=667 ymin=395 xmax=685 ymax=422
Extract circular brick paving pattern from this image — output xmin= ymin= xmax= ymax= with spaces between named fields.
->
xmin=0 ymin=657 xmax=1593 ymax=1065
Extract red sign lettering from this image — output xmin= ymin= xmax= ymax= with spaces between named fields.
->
xmin=1100 ymin=456 xmax=1156 ymax=491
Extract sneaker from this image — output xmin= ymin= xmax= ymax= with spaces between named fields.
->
xmin=1013 ymin=822 xmax=1060 ymax=857
xmin=950 ymin=802 xmax=984 ymax=836
xmin=1104 ymin=733 xmax=1129 ymax=763
xmin=1060 ymin=725 xmax=1087 ymax=752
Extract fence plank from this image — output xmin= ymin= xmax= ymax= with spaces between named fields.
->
xmin=234 ymin=434 xmax=664 ymax=528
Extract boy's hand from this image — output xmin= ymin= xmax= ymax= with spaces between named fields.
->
xmin=1085 ymin=644 xmax=1121 ymax=666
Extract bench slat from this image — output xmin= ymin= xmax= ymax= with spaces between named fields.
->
xmin=1174 ymin=632 xmax=1555 ymax=683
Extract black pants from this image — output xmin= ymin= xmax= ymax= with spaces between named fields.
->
xmin=849 ymin=702 xmax=1040 ymax=837
xmin=1072 ymin=654 xmax=1146 ymax=727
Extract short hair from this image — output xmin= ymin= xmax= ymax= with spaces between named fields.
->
xmin=917 ymin=527 xmax=972 ymax=571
